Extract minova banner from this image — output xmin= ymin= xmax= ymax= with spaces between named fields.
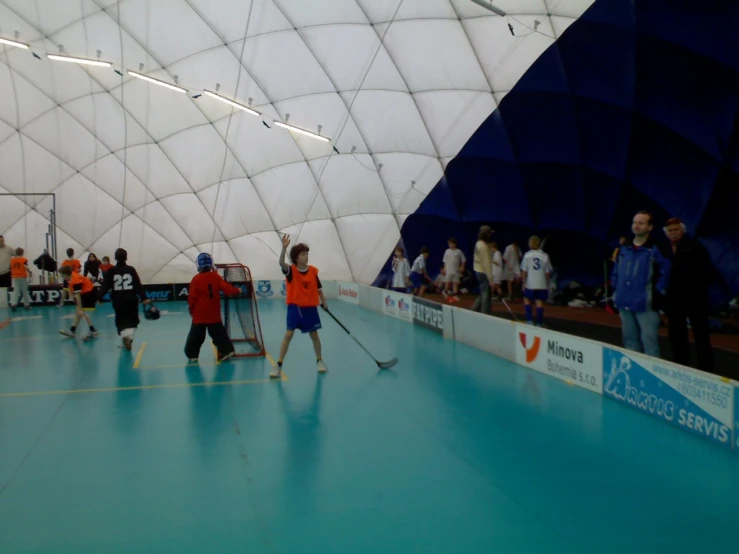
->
xmin=337 ymin=282 xmax=359 ymax=304
xmin=603 ymin=347 xmax=734 ymax=449
xmin=382 ymin=290 xmax=413 ymax=322
xmin=515 ymin=324 xmax=603 ymax=394
xmin=412 ymin=297 xmax=443 ymax=334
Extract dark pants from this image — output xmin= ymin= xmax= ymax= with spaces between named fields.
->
xmin=184 ymin=322 xmax=234 ymax=359
xmin=668 ymin=310 xmax=715 ymax=373
xmin=113 ymin=300 xmax=140 ymax=334
xmin=470 ymin=272 xmax=490 ymax=314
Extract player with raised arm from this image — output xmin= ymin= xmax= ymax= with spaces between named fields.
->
xmin=58 ymin=265 xmax=99 ymax=340
xmin=185 ymin=253 xmax=241 ymax=363
xmin=271 ymin=234 xmax=328 ymax=379
xmin=98 ymin=248 xmax=150 ymax=351
xmin=520 ymin=235 xmax=552 ymax=327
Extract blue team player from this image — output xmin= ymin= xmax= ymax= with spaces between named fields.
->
xmin=520 ymin=235 xmax=552 ymax=327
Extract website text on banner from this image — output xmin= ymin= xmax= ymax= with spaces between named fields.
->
xmin=412 ymin=297 xmax=443 ymax=335
xmin=603 ymin=347 xmax=734 ymax=450
xmin=336 ymin=282 xmax=359 ymax=304
xmin=515 ymin=324 xmax=603 ymax=394
xmin=382 ymin=290 xmax=413 ymax=322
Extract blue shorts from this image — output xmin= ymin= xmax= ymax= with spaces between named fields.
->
xmin=286 ymin=304 xmax=322 ymax=333
xmin=523 ymin=288 xmax=548 ymax=302
xmin=410 ymin=272 xmax=424 ymax=287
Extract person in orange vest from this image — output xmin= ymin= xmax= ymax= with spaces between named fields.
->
xmin=10 ymin=247 xmax=32 ymax=311
xmin=271 ymin=234 xmax=328 ymax=379
xmin=58 ymin=264 xmax=99 ymax=341
xmin=58 ymin=248 xmax=81 ymax=308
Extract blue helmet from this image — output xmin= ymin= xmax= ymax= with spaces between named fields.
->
xmin=196 ymin=252 xmax=213 ymax=271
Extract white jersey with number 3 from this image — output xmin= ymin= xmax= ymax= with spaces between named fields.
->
xmin=521 ymin=249 xmax=552 ymax=290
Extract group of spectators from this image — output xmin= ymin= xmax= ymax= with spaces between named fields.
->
xmin=611 ymin=211 xmax=717 ymax=373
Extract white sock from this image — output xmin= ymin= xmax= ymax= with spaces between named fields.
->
xmin=121 ymin=328 xmax=136 ymax=340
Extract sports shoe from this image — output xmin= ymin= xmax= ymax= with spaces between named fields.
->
xmin=82 ymin=330 xmax=98 ymax=342
xmin=317 ymin=360 xmax=327 ymax=373
xmin=218 ymin=351 xmax=235 ymax=362
xmin=269 ymin=367 xmax=282 ymax=379
xmin=59 ymin=329 xmax=75 ymax=338
xmin=122 ymin=337 xmax=133 ymax=351
xmin=187 ymin=358 xmax=198 ymax=363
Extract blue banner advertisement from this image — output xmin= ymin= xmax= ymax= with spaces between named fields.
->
xmin=603 ymin=347 xmax=734 ymax=449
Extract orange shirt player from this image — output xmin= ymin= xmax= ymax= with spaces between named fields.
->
xmin=271 ymin=234 xmax=328 ymax=379
xmin=58 ymin=265 xmax=99 ymax=341
xmin=58 ymin=248 xmax=81 ymax=307
xmin=185 ymin=253 xmax=241 ymax=363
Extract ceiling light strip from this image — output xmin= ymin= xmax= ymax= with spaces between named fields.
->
xmin=274 ymin=121 xmax=330 ymax=142
xmin=47 ymin=54 xmax=111 ymax=67
xmin=127 ymin=70 xmax=187 ymax=93
xmin=0 ymin=37 xmax=29 ymax=49
xmin=203 ymin=90 xmax=260 ymax=116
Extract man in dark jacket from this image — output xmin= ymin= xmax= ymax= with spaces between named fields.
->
xmin=663 ymin=218 xmax=716 ymax=373
xmin=612 ymin=211 xmax=671 ymax=358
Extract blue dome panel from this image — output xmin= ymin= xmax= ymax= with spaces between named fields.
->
xmin=392 ymin=0 xmax=739 ymax=302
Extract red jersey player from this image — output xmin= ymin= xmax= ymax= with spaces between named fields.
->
xmin=185 ymin=253 xmax=241 ymax=363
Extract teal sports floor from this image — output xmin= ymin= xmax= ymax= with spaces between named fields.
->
xmin=1 ymin=300 xmax=739 ymax=554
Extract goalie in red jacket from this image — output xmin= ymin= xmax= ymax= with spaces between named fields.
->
xmin=185 ymin=253 xmax=241 ymax=362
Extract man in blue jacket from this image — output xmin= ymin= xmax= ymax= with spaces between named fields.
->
xmin=611 ymin=211 xmax=671 ymax=358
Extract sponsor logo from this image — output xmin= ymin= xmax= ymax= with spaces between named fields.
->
xmin=338 ymin=283 xmax=359 ymax=301
xmin=603 ymin=348 xmax=733 ymax=447
xmin=385 ymin=294 xmax=395 ymax=308
xmin=256 ymin=280 xmax=273 ymax=298
xmin=518 ymin=333 xmax=541 ymax=363
xmin=412 ymin=297 xmax=443 ymax=333
xmin=516 ymin=326 xmax=601 ymax=393
xmin=145 ymin=290 xmax=171 ymax=302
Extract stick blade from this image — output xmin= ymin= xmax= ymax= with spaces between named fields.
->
xmin=377 ymin=357 xmax=398 ymax=370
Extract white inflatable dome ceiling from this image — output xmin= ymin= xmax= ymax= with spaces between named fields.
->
xmin=0 ymin=0 xmax=593 ymax=283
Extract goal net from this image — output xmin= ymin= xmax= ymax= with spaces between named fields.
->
xmin=216 ymin=264 xmax=266 ymax=358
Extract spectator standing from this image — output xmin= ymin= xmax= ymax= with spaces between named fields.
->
xmin=663 ymin=218 xmax=716 ymax=372
xmin=611 ymin=211 xmax=671 ymax=358
xmin=0 ymin=236 xmax=13 ymax=309
xmin=470 ymin=226 xmax=494 ymax=314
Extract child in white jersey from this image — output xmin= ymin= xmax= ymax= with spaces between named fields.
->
xmin=410 ymin=247 xmax=431 ymax=296
xmin=441 ymin=238 xmax=466 ymax=298
xmin=520 ymin=235 xmax=552 ymax=326
xmin=490 ymin=242 xmax=503 ymax=299
xmin=391 ymin=246 xmax=411 ymax=292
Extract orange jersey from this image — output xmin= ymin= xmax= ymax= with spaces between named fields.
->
xmin=67 ymin=272 xmax=95 ymax=294
xmin=100 ymin=263 xmax=113 ymax=273
xmin=10 ymin=256 xmax=28 ymax=278
xmin=285 ymin=265 xmax=320 ymax=307
xmin=62 ymin=259 xmax=81 ymax=274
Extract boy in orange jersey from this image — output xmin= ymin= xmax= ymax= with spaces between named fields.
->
xmin=10 ymin=247 xmax=32 ymax=311
xmin=271 ymin=234 xmax=328 ymax=379
xmin=58 ymin=248 xmax=81 ymax=308
xmin=185 ymin=253 xmax=242 ymax=363
xmin=58 ymin=264 xmax=99 ymax=340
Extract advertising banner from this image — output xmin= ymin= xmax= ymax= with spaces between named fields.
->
xmin=382 ymin=290 xmax=413 ymax=322
xmin=412 ymin=297 xmax=443 ymax=334
xmin=515 ymin=324 xmax=603 ymax=394
xmin=734 ymin=384 xmax=739 ymax=453
xmin=603 ymin=347 xmax=734 ymax=449
xmin=337 ymin=282 xmax=359 ymax=304
xmin=142 ymin=284 xmax=176 ymax=302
